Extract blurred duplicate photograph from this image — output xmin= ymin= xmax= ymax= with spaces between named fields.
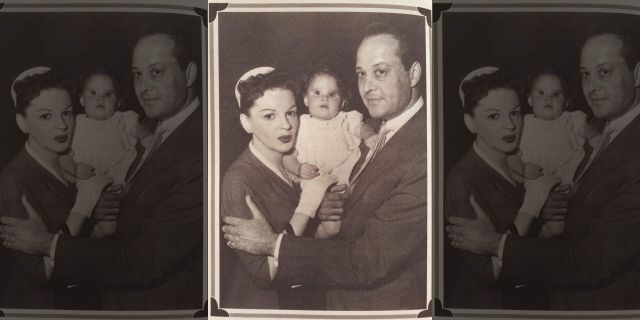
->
xmin=0 ymin=2 xmax=207 ymax=314
xmin=213 ymin=6 xmax=429 ymax=312
xmin=439 ymin=4 xmax=640 ymax=313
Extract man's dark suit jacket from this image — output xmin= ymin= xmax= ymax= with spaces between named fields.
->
xmin=275 ymin=106 xmax=428 ymax=310
xmin=501 ymin=112 xmax=640 ymax=310
xmin=51 ymin=106 xmax=203 ymax=310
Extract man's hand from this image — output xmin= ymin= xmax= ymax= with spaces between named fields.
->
xmin=540 ymin=184 xmax=571 ymax=222
xmin=0 ymin=195 xmax=54 ymax=256
xmin=446 ymin=195 xmax=502 ymax=256
xmin=93 ymin=184 xmax=123 ymax=221
xmin=317 ymin=184 xmax=349 ymax=221
xmin=223 ymin=195 xmax=278 ymax=256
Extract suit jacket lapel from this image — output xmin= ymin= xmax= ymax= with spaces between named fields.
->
xmin=572 ymin=114 xmax=640 ymax=208
xmin=347 ymin=107 xmax=426 ymax=208
xmin=123 ymin=106 xmax=203 ymax=210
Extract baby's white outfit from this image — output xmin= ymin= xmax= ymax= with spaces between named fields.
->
xmin=296 ymin=110 xmax=364 ymax=185
xmin=71 ymin=111 xmax=138 ymax=215
xmin=519 ymin=111 xmax=586 ymax=217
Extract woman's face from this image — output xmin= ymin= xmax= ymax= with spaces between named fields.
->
xmin=464 ymin=88 xmax=522 ymax=155
xmin=240 ymin=88 xmax=299 ymax=156
xmin=17 ymin=88 xmax=75 ymax=155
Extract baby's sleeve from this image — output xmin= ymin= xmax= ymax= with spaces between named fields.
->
xmin=121 ymin=110 xmax=140 ymax=139
xmin=568 ymin=110 xmax=587 ymax=138
xmin=519 ymin=115 xmax=534 ymax=164
xmin=343 ymin=110 xmax=364 ymax=137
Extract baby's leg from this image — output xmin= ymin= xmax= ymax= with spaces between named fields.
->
xmin=68 ymin=174 xmax=113 ymax=235
xmin=520 ymin=173 xmax=561 ymax=219
xmin=540 ymin=221 xmax=565 ymax=238
xmin=92 ymin=221 xmax=117 ymax=238
xmin=316 ymin=221 xmax=341 ymax=239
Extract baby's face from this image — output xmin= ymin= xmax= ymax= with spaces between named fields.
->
xmin=528 ymin=74 xmax=566 ymax=120
xmin=304 ymin=74 xmax=343 ymax=120
xmin=81 ymin=74 xmax=118 ymax=120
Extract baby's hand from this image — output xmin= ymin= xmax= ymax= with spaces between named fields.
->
xmin=298 ymin=163 xmax=319 ymax=179
xmin=523 ymin=163 xmax=543 ymax=179
xmin=364 ymin=134 xmax=379 ymax=149
xmin=76 ymin=163 xmax=96 ymax=179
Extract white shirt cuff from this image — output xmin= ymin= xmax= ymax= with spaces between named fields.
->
xmin=267 ymin=233 xmax=284 ymax=280
xmin=44 ymin=233 xmax=61 ymax=280
xmin=491 ymin=233 xmax=509 ymax=280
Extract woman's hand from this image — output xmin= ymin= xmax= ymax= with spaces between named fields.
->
xmin=298 ymin=163 xmax=319 ymax=180
xmin=447 ymin=195 xmax=502 ymax=256
xmin=523 ymin=163 xmax=543 ymax=179
xmin=0 ymin=195 xmax=54 ymax=256
xmin=75 ymin=163 xmax=96 ymax=180
xmin=223 ymin=195 xmax=278 ymax=256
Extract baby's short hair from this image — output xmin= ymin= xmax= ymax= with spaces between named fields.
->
xmin=79 ymin=65 xmax=122 ymax=98
xmin=303 ymin=64 xmax=350 ymax=106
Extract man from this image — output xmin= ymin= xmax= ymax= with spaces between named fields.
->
xmin=0 ymin=24 xmax=203 ymax=310
xmin=223 ymin=22 xmax=427 ymax=310
xmin=448 ymin=24 xmax=640 ymax=310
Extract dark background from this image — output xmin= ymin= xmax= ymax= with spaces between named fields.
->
xmin=216 ymin=11 xmax=426 ymax=307
xmin=441 ymin=11 xmax=640 ymax=177
xmin=0 ymin=12 xmax=201 ymax=171
xmin=439 ymin=10 xmax=640 ymax=308
xmin=217 ymin=11 xmax=426 ymax=176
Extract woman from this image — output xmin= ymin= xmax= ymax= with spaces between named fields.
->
xmin=220 ymin=67 xmax=324 ymax=309
xmin=0 ymin=67 xmax=99 ymax=309
xmin=444 ymin=67 xmax=548 ymax=309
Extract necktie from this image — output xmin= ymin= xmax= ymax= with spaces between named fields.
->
xmin=574 ymin=128 xmax=613 ymax=185
xmin=349 ymin=126 xmax=390 ymax=187
xmin=126 ymin=127 xmax=166 ymax=184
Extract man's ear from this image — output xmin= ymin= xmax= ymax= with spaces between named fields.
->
xmin=409 ymin=61 xmax=422 ymax=88
xmin=527 ymin=96 xmax=533 ymax=108
xmin=634 ymin=62 xmax=640 ymax=87
xmin=185 ymin=61 xmax=198 ymax=88
xmin=463 ymin=113 xmax=476 ymax=134
xmin=240 ymin=113 xmax=252 ymax=134
xmin=16 ymin=114 xmax=28 ymax=134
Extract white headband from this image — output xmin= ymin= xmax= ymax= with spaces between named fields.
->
xmin=234 ymin=66 xmax=275 ymax=108
xmin=11 ymin=66 xmax=52 ymax=108
xmin=458 ymin=66 xmax=499 ymax=108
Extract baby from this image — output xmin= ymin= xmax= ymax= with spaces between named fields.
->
xmin=60 ymin=67 xmax=150 ymax=237
xmin=283 ymin=66 xmax=378 ymax=239
xmin=508 ymin=66 xmax=597 ymax=237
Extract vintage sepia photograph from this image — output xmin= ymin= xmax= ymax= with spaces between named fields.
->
xmin=437 ymin=3 xmax=640 ymax=316
xmin=0 ymin=1 xmax=207 ymax=316
xmin=212 ymin=4 xmax=429 ymax=315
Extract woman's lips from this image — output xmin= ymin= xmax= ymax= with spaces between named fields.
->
xmin=278 ymin=135 xmax=292 ymax=143
xmin=54 ymin=135 xmax=69 ymax=143
xmin=502 ymin=135 xmax=516 ymax=143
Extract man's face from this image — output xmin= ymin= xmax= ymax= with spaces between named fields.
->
xmin=580 ymin=34 xmax=638 ymax=121
xmin=132 ymin=34 xmax=189 ymax=121
xmin=356 ymin=34 xmax=414 ymax=121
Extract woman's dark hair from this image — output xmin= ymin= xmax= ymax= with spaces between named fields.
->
xmin=13 ymin=70 xmax=74 ymax=115
xmin=526 ymin=65 xmax=571 ymax=105
xmin=461 ymin=69 xmax=522 ymax=115
xmin=303 ymin=64 xmax=350 ymax=107
xmin=79 ymin=65 xmax=122 ymax=100
xmin=236 ymin=70 xmax=299 ymax=115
